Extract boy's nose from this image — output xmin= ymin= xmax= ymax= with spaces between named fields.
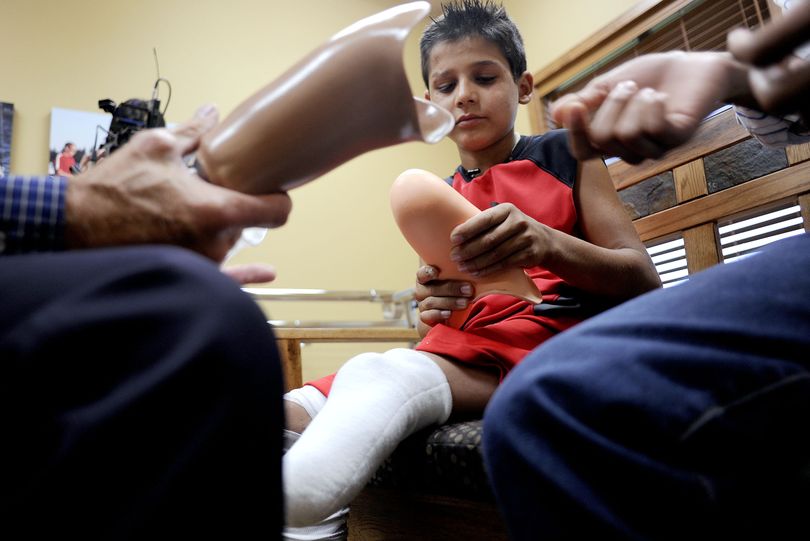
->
xmin=456 ymin=79 xmax=477 ymax=106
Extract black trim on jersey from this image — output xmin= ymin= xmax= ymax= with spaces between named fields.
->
xmin=448 ymin=129 xmax=578 ymax=187
xmin=511 ymin=130 xmax=577 ymax=188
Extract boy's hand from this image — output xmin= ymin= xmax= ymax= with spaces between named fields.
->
xmin=414 ymin=264 xmax=474 ymax=327
xmin=449 ymin=203 xmax=548 ymax=277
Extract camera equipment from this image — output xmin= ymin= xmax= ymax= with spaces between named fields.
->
xmin=94 ymin=49 xmax=171 ymax=159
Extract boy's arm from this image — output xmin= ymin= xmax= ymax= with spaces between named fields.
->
xmin=447 ymin=159 xmax=660 ymax=301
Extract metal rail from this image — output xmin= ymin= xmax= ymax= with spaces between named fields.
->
xmin=244 ymin=287 xmax=417 ymax=327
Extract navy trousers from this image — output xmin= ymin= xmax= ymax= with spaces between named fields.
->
xmin=0 ymin=246 xmax=284 ymax=539
xmin=483 ymin=233 xmax=810 ymax=540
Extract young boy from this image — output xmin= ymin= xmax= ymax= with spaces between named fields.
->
xmin=282 ymin=0 xmax=661 ymax=537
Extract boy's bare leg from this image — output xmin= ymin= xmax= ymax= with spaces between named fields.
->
xmin=422 ymin=352 xmax=501 ymax=414
xmin=286 ymin=401 xmax=313 ymax=434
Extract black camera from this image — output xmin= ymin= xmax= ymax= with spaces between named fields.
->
xmin=97 ymin=97 xmax=166 ymax=157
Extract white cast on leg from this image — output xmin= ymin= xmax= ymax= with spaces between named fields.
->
xmin=282 ymin=430 xmax=349 ymax=541
xmin=283 ymin=348 xmax=452 ymax=527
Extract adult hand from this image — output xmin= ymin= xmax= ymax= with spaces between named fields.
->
xmin=727 ymin=0 xmax=810 ymax=122
xmin=221 ymin=263 xmax=278 ymax=285
xmin=551 ymin=51 xmax=750 ymax=163
xmin=414 ymin=264 xmax=474 ymax=327
xmin=449 ymin=202 xmax=549 ymax=277
xmin=65 ymin=104 xmax=292 ymax=261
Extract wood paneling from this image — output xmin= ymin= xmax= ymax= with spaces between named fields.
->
xmin=787 ymin=142 xmax=810 ymax=165
xmin=673 ymin=158 xmax=708 ymax=203
xmin=633 ymin=160 xmax=810 ymax=241
xmin=610 ymin=108 xmax=750 ymax=190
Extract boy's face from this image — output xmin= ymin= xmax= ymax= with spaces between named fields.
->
xmin=424 ymin=36 xmax=532 ymax=154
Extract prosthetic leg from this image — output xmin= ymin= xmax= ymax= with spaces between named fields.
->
xmin=390 ymin=168 xmax=543 ymax=327
xmin=196 ymin=1 xmax=453 ymax=194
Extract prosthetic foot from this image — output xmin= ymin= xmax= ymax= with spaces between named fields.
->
xmin=196 ymin=1 xmax=453 ymax=194
xmin=390 ymin=168 xmax=543 ymax=328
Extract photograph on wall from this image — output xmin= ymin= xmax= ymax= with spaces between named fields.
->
xmin=49 ymin=107 xmax=112 ymax=176
xmin=0 ymin=102 xmax=13 ymax=177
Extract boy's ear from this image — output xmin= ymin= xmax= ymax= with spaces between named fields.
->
xmin=424 ymin=89 xmax=431 ymax=101
xmin=517 ymin=71 xmax=534 ymax=104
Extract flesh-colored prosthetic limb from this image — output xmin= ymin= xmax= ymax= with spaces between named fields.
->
xmin=391 ymin=168 xmax=543 ymax=328
xmin=196 ymin=1 xmax=453 ymax=194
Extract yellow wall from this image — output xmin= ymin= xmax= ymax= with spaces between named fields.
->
xmin=1 ymin=0 xmax=639 ymax=378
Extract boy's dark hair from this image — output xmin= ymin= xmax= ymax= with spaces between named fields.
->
xmin=420 ymin=0 xmax=527 ymax=87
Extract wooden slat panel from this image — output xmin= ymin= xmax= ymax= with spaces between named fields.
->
xmin=633 ymin=160 xmax=810 ymax=241
xmin=787 ymin=142 xmax=810 ymax=165
xmin=673 ymin=158 xmax=708 ymax=203
xmin=610 ymin=108 xmax=750 ymax=190
xmin=683 ymin=223 xmax=720 ymax=272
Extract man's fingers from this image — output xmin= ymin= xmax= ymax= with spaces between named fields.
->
xmin=748 ymin=59 xmax=810 ymax=115
xmin=556 ymin=102 xmax=602 ymax=160
xmin=727 ymin=2 xmax=810 ymax=66
xmin=171 ymin=104 xmax=220 ymax=156
xmin=222 ymin=263 xmax=278 ymax=285
xmin=612 ymin=88 xmax=671 ymax=160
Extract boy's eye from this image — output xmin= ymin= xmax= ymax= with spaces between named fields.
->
xmin=435 ymin=82 xmax=456 ymax=93
xmin=476 ymin=75 xmax=496 ymax=84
